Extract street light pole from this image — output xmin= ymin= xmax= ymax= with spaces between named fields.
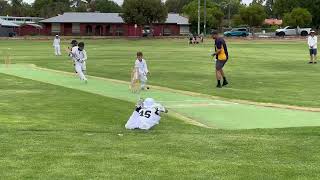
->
xmin=197 ymin=0 xmax=200 ymax=35
xmin=228 ymin=0 xmax=231 ymax=28
xmin=204 ymin=0 xmax=206 ymax=35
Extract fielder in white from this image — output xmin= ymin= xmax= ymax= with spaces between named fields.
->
xmin=70 ymin=42 xmax=88 ymax=83
xmin=53 ymin=35 xmax=61 ymax=56
xmin=307 ymin=30 xmax=317 ymax=64
xmin=134 ymin=52 xmax=150 ymax=90
xmin=125 ymin=98 xmax=168 ymax=130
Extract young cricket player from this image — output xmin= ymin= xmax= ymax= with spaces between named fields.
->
xmin=68 ymin=40 xmax=78 ymax=74
xmin=53 ymin=35 xmax=61 ymax=56
xmin=308 ymin=30 xmax=317 ymax=64
xmin=71 ymin=42 xmax=87 ymax=83
xmin=134 ymin=52 xmax=150 ymax=90
xmin=125 ymin=98 xmax=168 ymax=130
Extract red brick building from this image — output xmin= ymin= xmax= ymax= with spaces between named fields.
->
xmin=40 ymin=12 xmax=190 ymax=36
xmin=17 ymin=24 xmax=43 ymax=36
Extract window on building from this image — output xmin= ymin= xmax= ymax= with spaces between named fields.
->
xmin=51 ymin=23 xmax=61 ymax=33
xmin=86 ymin=25 xmax=93 ymax=35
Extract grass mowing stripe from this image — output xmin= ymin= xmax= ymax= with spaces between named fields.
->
xmin=0 ymin=64 xmax=319 ymax=129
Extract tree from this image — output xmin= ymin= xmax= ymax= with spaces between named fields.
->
xmin=273 ymin=0 xmax=299 ymax=18
xmin=239 ymin=4 xmax=266 ymax=27
xmin=95 ymin=0 xmax=121 ymax=13
xmin=10 ymin=0 xmax=23 ymax=16
xmin=121 ymin=0 xmax=167 ymax=26
xmin=265 ymin=0 xmax=274 ymax=18
xmin=33 ymin=0 xmax=71 ymax=18
xmin=283 ymin=8 xmax=312 ymax=27
xmin=183 ymin=0 xmax=224 ymax=33
xmin=165 ymin=0 xmax=192 ymax=13
xmin=0 ymin=0 xmax=10 ymax=16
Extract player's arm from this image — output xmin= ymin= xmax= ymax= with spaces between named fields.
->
xmin=81 ymin=50 xmax=87 ymax=62
xmin=144 ymin=60 xmax=150 ymax=75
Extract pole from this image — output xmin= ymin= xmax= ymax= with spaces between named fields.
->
xmin=197 ymin=0 xmax=200 ymax=35
xmin=228 ymin=0 xmax=231 ymax=28
xmin=204 ymin=0 xmax=206 ymax=35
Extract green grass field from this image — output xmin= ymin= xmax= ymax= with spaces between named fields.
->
xmin=0 ymin=38 xmax=320 ymax=179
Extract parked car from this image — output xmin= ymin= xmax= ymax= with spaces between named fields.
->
xmin=142 ymin=26 xmax=153 ymax=37
xmin=275 ymin=26 xmax=311 ymax=36
xmin=224 ymin=28 xmax=249 ymax=37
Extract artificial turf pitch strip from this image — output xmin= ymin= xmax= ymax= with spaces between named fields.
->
xmin=1 ymin=64 xmax=319 ymax=130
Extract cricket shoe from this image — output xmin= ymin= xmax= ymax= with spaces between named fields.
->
xmin=222 ymin=80 xmax=229 ymax=86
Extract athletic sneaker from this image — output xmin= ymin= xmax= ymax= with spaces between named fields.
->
xmin=314 ymin=62 xmax=318 ymax=64
xmin=216 ymin=84 xmax=222 ymax=88
xmin=309 ymin=62 xmax=313 ymax=64
xmin=222 ymin=80 xmax=229 ymax=86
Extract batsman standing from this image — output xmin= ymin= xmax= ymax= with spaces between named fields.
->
xmin=211 ymin=30 xmax=229 ymax=88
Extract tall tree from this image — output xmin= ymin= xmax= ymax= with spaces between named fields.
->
xmin=165 ymin=0 xmax=192 ymax=13
xmin=283 ymin=8 xmax=312 ymax=27
xmin=33 ymin=0 xmax=71 ymax=18
xmin=273 ymin=0 xmax=299 ymax=18
xmin=265 ymin=0 xmax=274 ymax=18
xmin=183 ymin=0 xmax=224 ymax=33
xmin=239 ymin=4 xmax=266 ymax=27
xmin=10 ymin=0 xmax=23 ymax=16
xmin=0 ymin=0 xmax=10 ymax=16
xmin=95 ymin=0 xmax=121 ymax=13
xmin=121 ymin=0 xmax=167 ymax=25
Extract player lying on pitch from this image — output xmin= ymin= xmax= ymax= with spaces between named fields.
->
xmin=125 ymin=98 xmax=168 ymax=130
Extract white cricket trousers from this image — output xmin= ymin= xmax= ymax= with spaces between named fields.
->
xmin=75 ymin=61 xmax=87 ymax=81
xmin=139 ymin=73 xmax=147 ymax=89
xmin=54 ymin=45 xmax=61 ymax=56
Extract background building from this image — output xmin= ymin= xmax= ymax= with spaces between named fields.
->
xmin=0 ymin=18 xmax=19 ymax=37
xmin=40 ymin=12 xmax=190 ymax=36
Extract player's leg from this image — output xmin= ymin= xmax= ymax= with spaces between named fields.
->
xmin=81 ymin=61 xmax=87 ymax=74
xmin=54 ymin=46 xmax=58 ymax=56
xmin=309 ymin=49 xmax=314 ymax=63
xmin=216 ymin=70 xmax=222 ymax=88
xmin=314 ymin=49 xmax=317 ymax=64
xmin=221 ymin=69 xmax=229 ymax=86
xmin=75 ymin=62 xmax=87 ymax=81
xmin=215 ymin=61 xmax=223 ymax=88
xmin=57 ymin=46 xmax=61 ymax=56
xmin=140 ymin=74 xmax=148 ymax=90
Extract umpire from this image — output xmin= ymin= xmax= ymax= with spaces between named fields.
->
xmin=211 ymin=30 xmax=229 ymax=88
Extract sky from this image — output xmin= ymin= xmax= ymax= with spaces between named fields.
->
xmin=23 ymin=0 xmax=253 ymax=5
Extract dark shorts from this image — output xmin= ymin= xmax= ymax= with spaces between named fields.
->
xmin=310 ymin=49 xmax=317 ymax=55
xmin=216 ymin=60 xmax=227 ymax=70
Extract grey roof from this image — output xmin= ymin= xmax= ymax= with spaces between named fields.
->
xmin=40 ymin=12 xmax=189 ymax=25
xmin=0 ymin=18 xmax=19 ymax=27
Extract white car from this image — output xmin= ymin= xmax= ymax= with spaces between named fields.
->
xmin=276 ymin=26 xmax=311 ymax=36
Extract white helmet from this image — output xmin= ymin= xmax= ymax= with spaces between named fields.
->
xmin=143 ymin=98 xmax=155 ymax=108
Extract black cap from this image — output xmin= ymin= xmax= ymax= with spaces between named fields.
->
xmin=70 ymin=40 xmax=78 ymax=45
xmin=78 ymin=42 xmax=85 ymax=48
xmin=211 ymin=30 xmax=218 ymax=35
